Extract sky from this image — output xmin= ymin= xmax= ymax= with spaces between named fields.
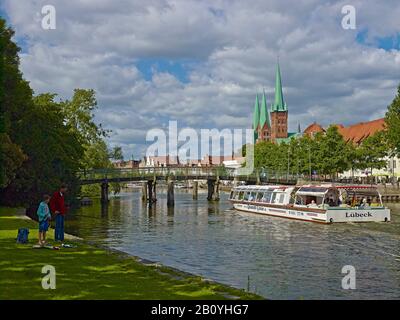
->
xmin=1 ymin=0 xmax=400 ymax=159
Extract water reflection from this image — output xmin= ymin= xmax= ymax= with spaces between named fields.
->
xmin=66 ymin=190 xmax=400 ymax=299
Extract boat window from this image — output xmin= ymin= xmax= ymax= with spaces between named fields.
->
xmin=243 ymin=192 xmax=250 ymax=201
xmin=295 ymin=195 xmax=304 ymax=205
xmin=279 ymin=193 xmax=285 ymax=204
xmin=337 ymin=187 xmax=383 ymax=208
xmin=249 ymin=192 xmax=257 ymax=201
xmin=298 ymin=187 xmax=328 ymax=193
xmin=262 ymin=191 xmax=272 ymax=203
xmin=289 ymin=188 xmax=299 ymax=204
xmin=271 ymin=192 xmax=278 ymax=204
xmin=256 ymin=192 xmax=263 ymax=201
xmin=238 ymin=191 xmax=244 ymax=200
xmin=230 ymin=191 xmax=234 ymax=199
xmin=295 ymin=195 xmax=324 ymax=206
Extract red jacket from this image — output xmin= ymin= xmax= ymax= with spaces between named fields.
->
xmin=50 ymin=191 xmax=66 ymax=215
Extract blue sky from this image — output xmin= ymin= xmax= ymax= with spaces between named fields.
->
xmin=1 ymin=0 xmax=400 ymax=158
xmin=135 ymin=58 xmax=197 ymax=83
xmin=357 ymin=29 xmax=400 ymax=50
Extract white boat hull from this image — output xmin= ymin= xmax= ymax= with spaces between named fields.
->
xmin=232 ymin=202 xmax=390 ymax=224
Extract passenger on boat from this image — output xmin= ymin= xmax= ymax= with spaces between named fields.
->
xmin=360 ymin=198 xmax=370 ymax=209
xmin=308 ymin=200 xmax=318 ymax=208
xmin=327 ymin=197 xmax=336 ymax=207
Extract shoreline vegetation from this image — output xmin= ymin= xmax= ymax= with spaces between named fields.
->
xmin=0 ymin=207 xmax=262 ymax=300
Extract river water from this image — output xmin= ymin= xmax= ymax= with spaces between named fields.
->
xmin=66 ymin=188 xmax=400 ymax=299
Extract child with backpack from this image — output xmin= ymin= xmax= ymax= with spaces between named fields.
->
xmin=37 ymin=194 xmax=52 ymax=247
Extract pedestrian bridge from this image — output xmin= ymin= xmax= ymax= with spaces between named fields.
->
xmin=78 ymin=166 xmax=297 ymax=185
xmin=77 ymin=166 xmax=298 ymax=206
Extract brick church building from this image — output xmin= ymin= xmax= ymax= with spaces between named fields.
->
xmin=252 ymin=63 xmax=299 ymax=143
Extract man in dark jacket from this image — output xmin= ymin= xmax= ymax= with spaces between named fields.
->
xmin=50 ymin=185 xmax=67 ymax=242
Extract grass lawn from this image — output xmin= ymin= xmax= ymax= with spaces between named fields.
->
xmin=0 ymin=207 xmax=262 ymax=300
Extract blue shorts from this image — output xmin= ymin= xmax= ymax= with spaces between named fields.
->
xmin=39 ymin=220 xmax=49 ymax=232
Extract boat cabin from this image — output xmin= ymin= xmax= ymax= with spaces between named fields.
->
xmin=294 ymin=185 xmax=339 ymax=208
xmin=230 ymin=186 xmax=295 ymax=205
xmin=231 ymin=184 xmax=384 ymax=209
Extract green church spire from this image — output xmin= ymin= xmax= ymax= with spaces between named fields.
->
xmin=252 ymin=94 xmax=260 ymax=140
xmin=252 ymin=94 xmax=260 ymax=130
xmin=271 ymin=62 xmax=287 ymax=112
xmin=259 ymin=90 xmax=270 ymax=129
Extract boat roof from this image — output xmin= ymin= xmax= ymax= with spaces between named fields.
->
xmin=335 ymin=185 xmax=378 ymax=189
xmin=233 ymin=185 xmax=292 ymax=191
xmin=233 ymin=184 xmax=379 ymax=191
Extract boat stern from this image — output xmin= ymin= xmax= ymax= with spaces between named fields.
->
xmin=326 ymin=208 xmax=391 ymax=223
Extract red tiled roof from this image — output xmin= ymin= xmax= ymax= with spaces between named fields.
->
xmin=335 ymin=118 xmax=385 ymax=144
xmin=303 ymin=122 xmax=325 ymax=136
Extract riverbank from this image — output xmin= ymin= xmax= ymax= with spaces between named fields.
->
xmin=0 ymin=207 xmax=262 ymax=300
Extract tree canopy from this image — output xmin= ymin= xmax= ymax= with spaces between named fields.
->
xmin=385 ymin=85 xmax=400 ymax=156
xmin=0 ymin=18 xmax=123 ymax=206
xmin=253 ymin=125 xmax=389 ymax=179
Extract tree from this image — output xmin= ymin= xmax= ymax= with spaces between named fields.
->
xmin=0 ymin=19 xmax=120 ymax=205
xmin=62 ymin=89 xmax=109 ymax=146
xmin=352 ymin=131 xmax=388 ymax=174
xmin=109 ymin=146 xmax=124 ymax=162
xmin=0 ymin=18 xmax=31 ymax=190
xmin=385 ymin=84 xmax=400 ymax=156
xmin=0 ymin=134 xmax=27 ymax=188
xmin=314 ymin=126 xmax=352 ymax=177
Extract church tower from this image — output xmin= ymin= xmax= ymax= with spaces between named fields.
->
xmin=270 ymin=62 xmax=288 ymax=141
xmin=252 ymin=94 xmax=260 ymax=142
xmin=258 ymin=90 xmax=271 ymax=141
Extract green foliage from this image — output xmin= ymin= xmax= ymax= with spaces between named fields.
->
xmin=109 ymin=146 xmax=124 ymax=161
xmin=352 ymin=130 xmax=388 ymax=173
xmin=0 ymin=92 xmax=84 ymax=205
xmin=61 ymin=90 xmax=124 ymax=196
xmin=0 ymin=19 xmax=31 ymax=189
xmin=0 ymin=19 xmax=84 ymax=205
xmin=0 ymin=19 xmax=114 ymax=205
xmin=253 ymin=125 xmax=387 ymax=178
xmin=0 ymin=19 xmax=125 ymax=204
xmin=314 ymin=126 xmax=353 ymax=176
xmin=0 ymin=134 xmax=27 ymax=188
xmin=385 ymin=85 xmax=400 ymax=156
xmin=62 ymin=89 xmax=109 ymax=146
xmin=82 ymin=139 xmax=111 ymax=170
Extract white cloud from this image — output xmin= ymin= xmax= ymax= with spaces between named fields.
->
xmin=2 ymin=0 xmax=400 ymax=158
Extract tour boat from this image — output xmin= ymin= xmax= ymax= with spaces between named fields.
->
xmin=229 ymin=184 xmax=390 ymax=224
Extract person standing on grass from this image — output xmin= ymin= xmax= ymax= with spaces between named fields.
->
xmin=50 ymin=184 xmax=68 ymax=242
xmin=37 ymin=194 xmax=51 ymax=246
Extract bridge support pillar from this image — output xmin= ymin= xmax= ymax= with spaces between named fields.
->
xmin=213 ymin=177 xmax=220 ymax=201
xmin=147 ymin=180 xmax=153 ymax=208
xmin=167 ymin=180 xmax=174 ymax=207
xmin=101 ymin=182 xmax=109 ymax=204
xmin=207 ymin=179 xmax=214 ymax=201
xmin=147 ymin=180 xmax=157 ymax=208
xmin=141 ymin=182 xmax=147 ymax=201
xmin=207 ymin=179 xmax=220 ymax=201
xmin=192 ymin=181 xmax=198 ymax=200
xmin=153 ymin=180 xmax=157 ymax=202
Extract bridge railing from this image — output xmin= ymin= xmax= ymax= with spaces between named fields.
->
xmin=78 ymin=166 xmax=236 ymax=181
xmin=77 ymin=166 xmax=299 ymax=183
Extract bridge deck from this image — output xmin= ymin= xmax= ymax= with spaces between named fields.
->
xmin=78 ymin=167 xmax=297 ymax=185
